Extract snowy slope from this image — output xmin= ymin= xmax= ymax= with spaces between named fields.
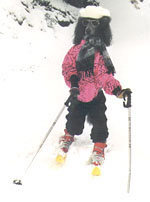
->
xmin=0 ymin=0 xmax=150 ymax=201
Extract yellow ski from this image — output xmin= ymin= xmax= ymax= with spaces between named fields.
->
xmin=56 ymin=154 xmax=66 ymax=165
xmin=91 ymin=166 xmax=101 ymax=176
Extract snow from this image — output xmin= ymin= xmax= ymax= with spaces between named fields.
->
xmin=0 ymin=0 xmax=150 ymax=201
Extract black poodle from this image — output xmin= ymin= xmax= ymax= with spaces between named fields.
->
xmin=56 ymin=6 xmax=132 ymax=169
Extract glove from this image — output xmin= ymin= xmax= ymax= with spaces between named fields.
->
xmin=117 ymin=88 xmax=132 ymax=99
xmin=69 ymin=75 xmax=80 ymax=98
xmin=70 ymin=87 xmax=79 ymax=97
xmin=70 ymin=75 xmax=79 ymax=88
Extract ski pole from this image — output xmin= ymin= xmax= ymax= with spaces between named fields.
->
xmin=123 ymin=91 xmax=132 ymax=193
xmin=127 ymin=107 xmax=131 ymax=193
xmin=13 ymin=94 xmax=73 ymax=185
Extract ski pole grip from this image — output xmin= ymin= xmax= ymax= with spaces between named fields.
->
xmin=123 ymin=92 xmax=132 ymax=108
xmin=64 ymin=94 xmax=73 ymax=107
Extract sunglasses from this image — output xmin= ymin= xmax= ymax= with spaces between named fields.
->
xmin=82 ymin=19 xmax=100 ymax=27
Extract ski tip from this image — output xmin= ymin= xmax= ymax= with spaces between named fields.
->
xmin=56 ymin=154 xmax=66 ymax=164
xmin=91 ymin=166 xmax=101 ymax=176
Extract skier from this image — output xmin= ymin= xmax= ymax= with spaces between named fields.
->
xmin=57 ymin=6 xmax=131 ymax=167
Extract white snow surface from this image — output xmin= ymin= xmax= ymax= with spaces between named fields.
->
xmin=0 ymin=0 xmax=150 ymax=201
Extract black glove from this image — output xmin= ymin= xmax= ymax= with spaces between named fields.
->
xmin=117 ymin=88 xmax=132 ymax=99
xmin=117 ymin=88 xmax=132 ymax=108
xmin=70 ymin=75 xmax=79 ymax=88
xmin=69 ymin=75 xmax=80 ymax=98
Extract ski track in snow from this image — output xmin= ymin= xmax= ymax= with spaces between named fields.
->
xmin=0 ymin=0 xmax=150 ymax=201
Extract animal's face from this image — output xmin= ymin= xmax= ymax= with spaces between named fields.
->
xmin=73 ymin=16 xmax=112 ymax=46
xmin=82 ymin=18 xmax=100 ymax=37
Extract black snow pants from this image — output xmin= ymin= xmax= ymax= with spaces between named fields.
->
xmin=65 ymin=90 xmax=109 ymax=143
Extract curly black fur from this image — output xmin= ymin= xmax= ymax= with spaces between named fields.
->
xmin=73 ymin=16 xmax=112 ymax=47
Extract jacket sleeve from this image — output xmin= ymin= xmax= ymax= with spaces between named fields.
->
xmin=100 ymin=73 xmax=122 ymax=95
xmin=62 ymin=46 xmax=78 ymax=88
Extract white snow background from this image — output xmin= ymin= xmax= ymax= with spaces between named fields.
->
xmin=0 ymin=0 xmax=150 ymax=201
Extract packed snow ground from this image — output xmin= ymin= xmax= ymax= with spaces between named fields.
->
xmin=0 ymin=0 xmax=150 ymax=201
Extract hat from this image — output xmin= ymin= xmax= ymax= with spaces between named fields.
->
xmin=79 ymin=6 xmax=111 ymax=19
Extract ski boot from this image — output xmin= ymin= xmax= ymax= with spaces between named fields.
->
xmin=91 ymin=142 xmax=107 ymax=176
xmin=56 ymin=129 xmax=74 ymax=164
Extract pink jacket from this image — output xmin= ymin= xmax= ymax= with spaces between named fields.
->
xmin=62 ymin=40 xmax=121 ymax=102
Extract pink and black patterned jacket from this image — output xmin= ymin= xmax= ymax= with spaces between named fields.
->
xmin=62 ymin=40 xmax=122 ymax=103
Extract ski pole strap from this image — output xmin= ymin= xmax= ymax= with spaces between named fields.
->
xmin=123 ymin=91 xmax=132 ymax=108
